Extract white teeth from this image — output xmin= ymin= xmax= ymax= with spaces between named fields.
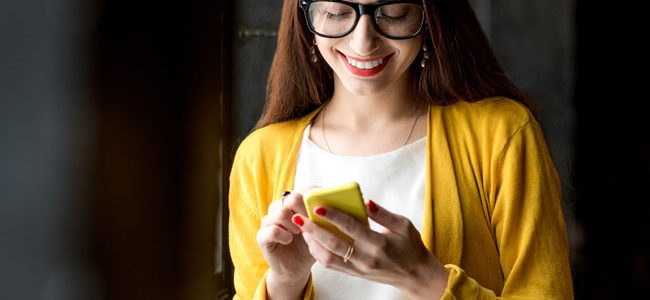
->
xmin=346 ymin=57 xmax=384 ymax=69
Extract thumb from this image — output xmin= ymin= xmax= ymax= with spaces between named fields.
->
xmin=366 ymin=200 xmax=413 ymax=235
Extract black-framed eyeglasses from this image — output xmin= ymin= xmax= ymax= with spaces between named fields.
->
xmin=299 ymin=0 xmax=425 ymax=40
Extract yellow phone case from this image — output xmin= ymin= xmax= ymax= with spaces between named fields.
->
xmin=303 ymin=182 xmax=369 ymax=243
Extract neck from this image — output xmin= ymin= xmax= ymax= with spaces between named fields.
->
xmin=327 ymin=75 xmax=418 ymax=127
xmin=311 ymin=71 xmax=427 ymax=156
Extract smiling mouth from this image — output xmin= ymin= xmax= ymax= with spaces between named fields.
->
xmin=347 ymin=56 xmax=384 ymax=69
xmin=338 ymin=51 xmax=393 ymax=77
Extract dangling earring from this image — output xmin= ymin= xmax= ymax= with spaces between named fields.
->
xmin=310 ymin=38 xmax=318 ymax=63
xmin=420 ymin=43 xmax=429 ymax=68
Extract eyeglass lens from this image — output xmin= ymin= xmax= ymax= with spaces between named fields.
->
xmin=308 ymin=2 xmax=423 ymax=38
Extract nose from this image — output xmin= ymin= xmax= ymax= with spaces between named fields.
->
xmin=348 ymin=14 xmax=379 ymax=56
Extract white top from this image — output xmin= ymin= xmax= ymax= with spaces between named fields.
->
xmin=293 ymin=124 xmax=426 ymax=300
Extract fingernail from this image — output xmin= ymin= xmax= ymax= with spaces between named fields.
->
xmin=282 ymin=191 xmax=291 ymax=197
xmin=315 ymin=207 xmax=326 ymax=216
xmin=368 ymin=200 xmax=378 ymax=213
xmin=292 ymin=215 xmax=304 ymax=226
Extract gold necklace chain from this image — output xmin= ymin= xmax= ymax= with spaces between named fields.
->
xmin=321 ymin=103 xmax=422 ymax=153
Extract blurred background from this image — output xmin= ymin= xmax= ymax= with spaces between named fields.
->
xmin=1 ymin=0 xmax=647 ymax=299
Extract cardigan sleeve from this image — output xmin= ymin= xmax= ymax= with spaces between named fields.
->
xmin=441 ymin=120 xmax=573 ymax=299
xmin=229 ymin=138 xmax=270 ymax=299
xmin=229 ymin=136 xmax=315 ymax=300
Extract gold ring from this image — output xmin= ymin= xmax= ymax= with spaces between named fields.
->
xmin=343 ymin=245 xmax=354 ymax=263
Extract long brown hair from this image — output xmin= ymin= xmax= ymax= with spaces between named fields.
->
xmin=256 ymin=0 xmax=537 ymax=129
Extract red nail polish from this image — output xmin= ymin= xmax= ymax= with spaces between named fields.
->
xmin=368 ymin=200 xmax=378 ymax=213
xmin=315 ymin=207 xmax=327 ymax=216
xmin=292 ymin=215 xmax=304 ymax=226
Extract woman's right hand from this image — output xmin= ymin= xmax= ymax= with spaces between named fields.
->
xmin=256 ymin=192 xmax=315 ymax=299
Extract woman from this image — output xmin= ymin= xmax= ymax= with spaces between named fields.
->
xmin=229 ymin=0 xmax=573 ymax=299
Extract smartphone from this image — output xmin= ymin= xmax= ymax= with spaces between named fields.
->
xmin=303 ymin=181 xmax=369 ymax=243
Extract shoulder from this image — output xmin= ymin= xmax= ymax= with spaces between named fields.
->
xmin=430 ymin=97 xmax=542 ymax=160
xmin=240 ymin=119 xmax=303 ymax=149
xmin=233 ymin=114 xmax=311 ymax=166
xmin=435 ymin=97 xmax=534 ymax=130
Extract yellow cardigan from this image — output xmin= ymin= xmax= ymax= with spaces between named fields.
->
xmin=228 ymin=98 xmax=573 ymax=299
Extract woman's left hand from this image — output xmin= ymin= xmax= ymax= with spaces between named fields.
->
xmin=291 ymin=200 xmax=450 ymax=299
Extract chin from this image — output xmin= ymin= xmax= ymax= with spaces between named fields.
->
xmin=343 ymin=82 xmax=388 ymax=97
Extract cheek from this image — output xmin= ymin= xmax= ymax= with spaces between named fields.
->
xmin=407 ymin=41 xmax=423 ymax=60
xmin=387 ymin=38 xmax=421 ymax=64
xmin=315 ymin=43 xmax=343 ymax=71
xmin=315 ymin=37 xmax=333 ymax=54
xmin=315 ymin=42 xmax=334 ymax=60
xmin=394 ymin=43 xmax=421 ymax=71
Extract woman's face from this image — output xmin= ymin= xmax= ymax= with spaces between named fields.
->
xmin=313 ymin=1 xmax=423 ymax=98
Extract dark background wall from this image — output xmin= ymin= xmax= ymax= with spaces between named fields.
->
xmin=232 ymin=2 xmax=282 ymax=143
xmin=573 ymin=1 xmax=650 ymax=298
xmin=1 ymin=0 xmax=648 ymax=299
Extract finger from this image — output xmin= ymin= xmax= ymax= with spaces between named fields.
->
xmin=302 ymin=230 xmax=352 ymax=271
xmin=310 ymin=206 xmax=375 ymax=244
xmin=261 ymin=210 xmax=302 ymax=235
xmin=366 ymin=200 xmax=414 ymax=235
xmin=266 ymin=192 xmax=307 ymax=234
xmin=267 ymin=191 xmax=295 ymax=214
xmin=264 ymin=203 xmax=303 ymax=234
xmin=303 ymin=231 xmax=364 ymax=278
xmin=256 ymin=224 xmax=293 ymax=250
xmin=295 ymin=213 xmax=352 ymax=260
xmin=281 ymin=192 xmax=308 ymax=216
